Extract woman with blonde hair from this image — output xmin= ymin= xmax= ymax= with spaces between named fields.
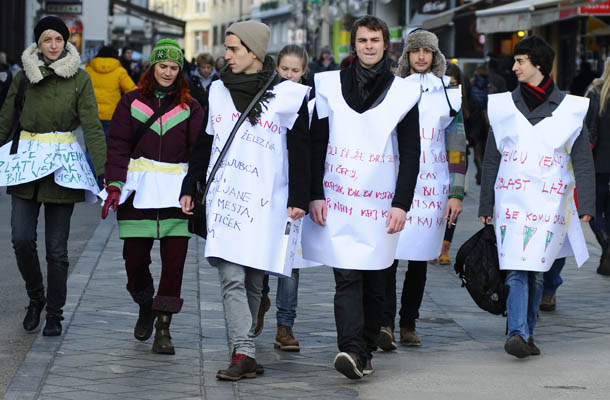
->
xmin=0 ymin=16 xmax=106 ymax=336
xmin=585 ymin=59 xmax=610 ymax=275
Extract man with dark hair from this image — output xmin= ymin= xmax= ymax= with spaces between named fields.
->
xmin=479 ymin=35 xmax=594 ymax=358
xmin=303 ymin=15 xmax=421 ymax=379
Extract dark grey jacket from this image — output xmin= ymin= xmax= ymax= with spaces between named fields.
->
xmin=478 ymin=86 xmax=595 ymax=218
xmin=584 ymin=87 xmax=610 ymax=174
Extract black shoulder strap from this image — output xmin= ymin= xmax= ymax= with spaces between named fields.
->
xmin=9 ymin=74 xmax=28 ymax=154
xmin=202 ymin=71 xmax=278 ymax=200
xmin=131 ymin=94 xmax=175 ymax=155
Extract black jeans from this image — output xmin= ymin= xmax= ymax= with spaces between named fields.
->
xmin=382 ymin=260 xmax=427 ymax=330
xmin=590 ymin=173 xmax=610 ymax=236
xmin=333 ymin=268 xmax=386 ymax=364
xmin=11 ymin=196 xmax=74 ymax=316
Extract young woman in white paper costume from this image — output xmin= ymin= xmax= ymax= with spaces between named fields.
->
xmin=303 ymin=16 xmax=421 ymax=379
xmin=254 ymin=44 xmax=315 ymax=352
xmin=376 ymin=29 xmax=467 ymax=351
xmin=101 ymin=39 xmax=204 ymax=355
xmin=479 ymin=36 xmax=594 ymax=359
xmin=0 ymin=16 xmax=106 ymax=337
xmin=180 ymin=21 xmax=310 ymax=381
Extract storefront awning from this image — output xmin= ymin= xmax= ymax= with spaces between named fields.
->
xmin=475 ymin=0 xmax=597 ymax=33
xmin=111 ymin=0 xmax=185 ymax=32
xmin=421 ymin=0 xmax=484 ymax=30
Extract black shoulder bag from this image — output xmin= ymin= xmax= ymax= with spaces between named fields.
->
xmin=131 ymin=95 xmax=175 ymax=154
xmin=8 ymin=74 xmax=28 ymax=154
xmin=188 ymin=71 xmax=278 ymax=239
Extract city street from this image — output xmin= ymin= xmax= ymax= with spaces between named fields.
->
xmin=3 ymin=169 xmax=610 ymax=400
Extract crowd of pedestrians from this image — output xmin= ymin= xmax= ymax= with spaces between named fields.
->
xmin=0 ymin=13 xmax=605 ymax=384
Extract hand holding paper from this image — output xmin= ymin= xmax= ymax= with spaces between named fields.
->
xmin=386 ymin=207 xmax=406 ymax=234
xmin=288 ymin=207 xmax=306 ymax=220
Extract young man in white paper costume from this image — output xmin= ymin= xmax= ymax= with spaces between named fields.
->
xmin=179 ymin=20 xmax=310 ymax=381
xmin=303 ymin=15 xmax=421 ymax=379
xmin=479 ymin=35 xmax=594 ymax=358
xmin=377 ymin=29 xmax=467 ymax=351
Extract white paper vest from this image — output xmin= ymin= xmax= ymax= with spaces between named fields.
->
xmin=489 ymin=92 xmax=589 ymax=272
xmin=301 ymin=71 xmax=421 ymax=270
xmin=0 ymin=131 xmax=99 ymax=203
xmin=396 ymin=74 xmax=462 ymax=261
xmin=204 ymin=80 xmax=310 ymax=276
xmin=98 ymin=157 xmax=187 ymax=209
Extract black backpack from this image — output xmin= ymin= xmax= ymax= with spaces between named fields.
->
xmin=454 ymin=224 xmax=508 ymax=315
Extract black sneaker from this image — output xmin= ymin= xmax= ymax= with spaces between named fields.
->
xmin=333 ymin=352 xmax=363 ymax=380
xmin=363 ymin=359 xmax=374 ymax=376
xmin=504 ymin=335 xmax=530 ymax=359
xmin=376 ymin=326 xmax=397 ymax=351
xmin=528 ymin=337 xmax=541 ymax=356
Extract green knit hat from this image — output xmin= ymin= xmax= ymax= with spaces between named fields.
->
xmin=150 ymin=39 xmax=184 ymax=69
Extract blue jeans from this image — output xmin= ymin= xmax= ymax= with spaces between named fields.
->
xmin=506 ymin=270 xmax=544 ymax=340
xmin=261 ymin=269 xmax=300 ymax=326
xmin=85 ymin=120 xmax=111 ymax=178
xmin=543 ymin=258 xmax=566 ymax=295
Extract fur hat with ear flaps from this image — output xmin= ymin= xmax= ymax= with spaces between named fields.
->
xmin=397 ymin=29 xmax=446 ymax=78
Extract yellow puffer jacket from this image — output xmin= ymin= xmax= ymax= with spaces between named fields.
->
xmin=85 ymin=57 xmax=136 ymax=120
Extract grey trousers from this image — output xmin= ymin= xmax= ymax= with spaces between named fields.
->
xmin=216 ymin=259 xmax=265 ymax=359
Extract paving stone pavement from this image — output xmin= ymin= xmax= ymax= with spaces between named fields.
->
xmin=5 ymin=175 xmax=610 ymax=399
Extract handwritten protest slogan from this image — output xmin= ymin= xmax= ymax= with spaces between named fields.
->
xmin=203 ymin=80 xmax=309 ymax=276
xmin=488 ymin=92 xmax=589 ymax=271
xmin=0 ymin=133 xmax=99 ymax=203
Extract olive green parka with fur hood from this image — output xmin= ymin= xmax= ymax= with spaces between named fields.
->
xmin=0 ymin=42 xmax=106 ymax=203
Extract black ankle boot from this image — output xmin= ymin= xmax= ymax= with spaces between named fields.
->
xmin=23 ymin=297 xmax=46 ymax=331
xmin=43 ymin=314 xmax=64 ymax=336
xmin=134 ymin=301 xmax=155 ymax=341
xmin=152 ymin=312 xmax=174 ymax=354
xmin=594 ymin=230 xmax=610 ymax=275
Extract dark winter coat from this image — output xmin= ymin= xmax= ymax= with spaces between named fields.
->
xmin=105 ymin=89 xmax=205 ymax=238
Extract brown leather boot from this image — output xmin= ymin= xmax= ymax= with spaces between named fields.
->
xmin=216 ymin=353 xmax=257 ymax=381
xmin=134 ymin=301 xmax=155 ymax=341
xmin=439 ymin=240 xmax=452 ymax=265
xmin=253 ymin=294 xmax=270 ymax=337
xmin=274 ymin=324 xmax=300 ymax=351
xmin=152 ymin=312 xmax=175 ymax=355
xmin=400 ymin=327 xmax=422 ymax=346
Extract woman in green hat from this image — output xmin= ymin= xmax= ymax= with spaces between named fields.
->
xmin=101 ymin=39 xmax=205 ymax=354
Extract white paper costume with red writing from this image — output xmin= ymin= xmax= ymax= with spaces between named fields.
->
xmin=301 ymin=71 xmax=420 ymax=270
xmin=396 ymin=73 xmax=461 ymax=260
xmin=489 ymin=92 xmax=589 ymax=272
xmin=0 ymin=131 xmax=99 ymax=203
xmin=204 ymin=80 xmax=309 ymax=276
xmin=98 ymin=157 xmax=187 ymax=208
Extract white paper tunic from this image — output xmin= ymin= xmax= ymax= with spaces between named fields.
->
xmin=98 ymin=157 xmax=187 ymax=209
xmin=396 ymin=74 xmax=462 ymax=261
xmin=301 ymin=71 xmax=421 ymax=270
xmin=489 ymin=92 xmax=589 ymax=271
xmin=0 ymin=131 xmax=99 ymax=203
xmin=204 ymin=80 xmax=309 ymax=277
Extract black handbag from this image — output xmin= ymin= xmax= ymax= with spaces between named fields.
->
xmin=188 ymin=71 xmax=278 ymax=239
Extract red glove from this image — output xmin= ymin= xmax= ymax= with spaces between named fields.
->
xmin=102 ymin=185 xmax=121 ymax=219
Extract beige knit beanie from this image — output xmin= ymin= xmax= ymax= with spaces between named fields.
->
xmin=226 ymin=20 xmax=270 ymax=62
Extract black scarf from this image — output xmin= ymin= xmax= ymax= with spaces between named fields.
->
xmin=220 ymin=55 xmax=280 ymax=125
xmin=520 ymin=75 xmax=554 ymax=111
xmin=343 ymin=57 xmax=393 ymax=113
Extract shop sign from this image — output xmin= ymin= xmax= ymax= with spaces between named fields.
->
xmin=46 ymin=0 xmax=83 ymax=15
xmin=420 ymin=0 xmax=449 ymax=14
xmin=579 ymin=0 xmax=610 ymax=15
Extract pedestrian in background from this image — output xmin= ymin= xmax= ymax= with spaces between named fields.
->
xmin=0 ymin=51 xmax=12 ymax=108
xmin=305 ymin=46 xmax=338 ymax=85
xmin=120 ymin=46 xmax=141 ymax=84
xmin=255 ymin=44 xmax=311 ymax=353
xmin=0 ymin=16 xmax=106 ymax=336
xmin=584 ymin=58 xmax=610 ymax=276
xmin=86 ymin=45 xmax=136 ymax=136
xmin=189 ymin=52 xmax=218 ymax=116
xmin=101 ymin=39 xmax=204 ymax=355
xmin=214 ymin=56 xmax=226 ymax=73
